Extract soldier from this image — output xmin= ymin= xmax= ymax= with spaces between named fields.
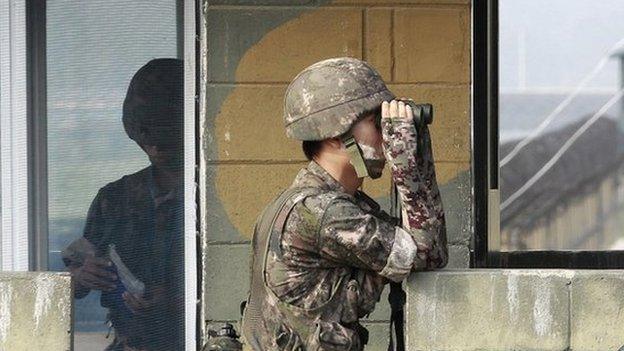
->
xmin=241 ymin=57 xmax=448 ymax=350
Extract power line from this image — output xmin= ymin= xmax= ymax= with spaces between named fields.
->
xmin=501 ymin=87 xmax=624 ymax=211
xmin=500 ymin=37 xmax=624 ymax=167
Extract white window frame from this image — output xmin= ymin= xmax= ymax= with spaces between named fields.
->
xmin=0 ymin=0 xmax=29 ymax=272
xmin=183 ymin=0 xmax=199 ymax=348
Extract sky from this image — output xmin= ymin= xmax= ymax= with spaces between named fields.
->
xmin=500 ymin=0 xmax=624 ymax=92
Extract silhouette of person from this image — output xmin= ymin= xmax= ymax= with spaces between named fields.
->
xmin=62 ymin=58 xmax=184 ymax=351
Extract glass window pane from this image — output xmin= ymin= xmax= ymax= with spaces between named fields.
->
xmin=47 ymin=1 xmax=185 ymax=349
xmin=499 ymin=0 xmax=624 ymax=251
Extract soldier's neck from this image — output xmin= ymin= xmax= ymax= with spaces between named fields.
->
xmin=315 ymin=157 xmax=362 ymax=195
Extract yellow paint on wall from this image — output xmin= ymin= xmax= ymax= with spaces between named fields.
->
xmin=213 ymin=85 xmax=301 ymax=162
xmin=234 ymin=8 xmax=363 ymax=83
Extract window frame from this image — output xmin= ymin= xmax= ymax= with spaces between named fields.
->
xmin=183 ymin=0 xmax=200 ymax=348
xmin=26 ymin=0 xmax=48 ymax=271
xmin=0 ymin=0 xmax=30 ymax=272
xmin=472 ymin=0 xmax=624 ymax=269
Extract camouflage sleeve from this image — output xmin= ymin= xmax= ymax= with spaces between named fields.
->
xmin=317 ymin=197 xmax=417 ymax=282
xmin=381 ymin=103 xmax=448 ymax=270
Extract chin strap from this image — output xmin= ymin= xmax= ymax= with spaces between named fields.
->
xmin=341 ymin=133 xmax=369 ymax=178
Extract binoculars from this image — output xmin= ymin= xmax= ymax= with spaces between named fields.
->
xmin=377 ymin=100 xmax=434 ymax=130
xmin=408 ymin=102 xmax=433 ymax=129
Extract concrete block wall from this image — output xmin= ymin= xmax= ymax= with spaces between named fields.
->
xmin=405 ymin=270 xmax=624 ymax=351
xmin=0 ymin=272 xmax=73 ymax=351
xmin=201 ymin=0 xmax=471 ymax=349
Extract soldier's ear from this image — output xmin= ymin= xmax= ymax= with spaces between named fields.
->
xmin=324 ymin=137 xmax=343 ymax=150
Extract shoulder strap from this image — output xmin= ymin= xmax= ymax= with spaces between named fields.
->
xmin=261 ymin=187 xmax=317 ymax=286
xmin=242 ymin=187 xmax=317 ymax=350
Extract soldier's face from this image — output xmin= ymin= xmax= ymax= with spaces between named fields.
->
xmin=350 ymin=113 xmax=386 ymax=177
xmin=352 ymin=114 xmax=384 ymax=156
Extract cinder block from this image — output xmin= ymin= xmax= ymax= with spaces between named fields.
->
xmin=205 ymin=84 xmax=304 ymax=162
xmin=204 ymin=244 xmax=251 ymax=321
xmin=204 ymin=84 xmax=232 ymax=162
xmin=207 ymin=8 xmax=362 ymax=83
xmin=387 ymin=85 xmax=470 ymax=162
xmin=364 ymin=249 xmax=472 ymax=323
xmin=394 ymin=8 xmax=470 ymax=83
xmin=439 ymin=168 xmax=472 ymax=246
xmin=445 ymin=244 xmax=469 ymax=268
xmin=205 ymin=163 xmax=306 ymax=242
xmin=570 ymin=271 xmax=624 ymax=350
xmin=0 ymin=272 xmax=73 ymax=350
xmin=360 ymin=322 xmax=391 ymax=351
xmin=405 ymin=270 xmax=571 ymax=351
xmin=365 ymin=8 xmax=392 ymax=82
xmin=364 ymin=286 xmax=390 ymax=322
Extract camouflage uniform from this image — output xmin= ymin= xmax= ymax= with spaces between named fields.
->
xmin=242 ymin=58 xmax=447 ymax=351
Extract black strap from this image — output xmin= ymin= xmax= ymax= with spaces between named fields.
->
xmin=388 ymin=282 xmax=406 ymax=351
xmin=388 ymin=184 xmax=406 ymax=351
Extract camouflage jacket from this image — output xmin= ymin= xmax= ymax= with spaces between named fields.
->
xmin=243 ymin=161 xmax=442 ymax=351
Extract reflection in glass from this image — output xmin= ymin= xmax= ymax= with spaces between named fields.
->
xmin=45 ymin=1 xmax=183 ymax=349
xmin=499 ymin=0 xmax=624 ymax=251
xmin=63 ymin=59 xmax=184 ymax=350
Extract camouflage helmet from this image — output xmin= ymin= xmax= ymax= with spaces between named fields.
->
xmin=284 ymin=57 xmax=395 ymax=141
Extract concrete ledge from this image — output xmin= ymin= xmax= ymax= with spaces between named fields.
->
xmin=405 ymin=269 xmax=624 ymax=351
xmin=570 ymin=271 xmax=624 ymax=350
xmin=0 ymin=272 xmax=73 ymax=351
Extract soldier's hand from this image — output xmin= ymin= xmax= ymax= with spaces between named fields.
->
xmin=380 ymin=100 xmax=419 ymax=170
xmin=72 ymin=256 xmax=117 ymax=292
